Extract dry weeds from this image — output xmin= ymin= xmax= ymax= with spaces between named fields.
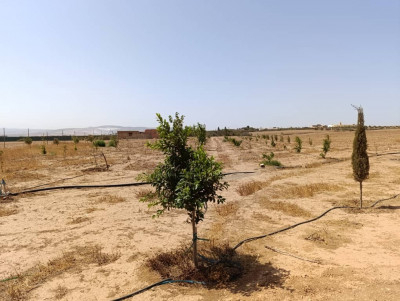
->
xmin=215 ymin=202 xmax=239 ymax=217
xmin=270 ymin=183 xmax=342 ymax=199
xmin=95 ymin=195 xmax=126 ymax=204
xmin=124 ymin=160 xmax=158 ymax=171
xmin=236 ymin=181 xmax=266 ymax=196
xmin=68 ymin=216 xmax=90 ymax=224
xmin=85 ymin=207 xmax=101 ymax=214
xmin=0 ymin=245 xmax=120 ymax=301
xmin=53 ymin=284 xmax=68 ymax=299
xmin=304 ymin=228 xmax=351 ymax=249
xmin=0 ymin=206 xmax=19 ymax=217
xmin=259 ymin=199 xmax=312 ymax=217
xmin=135 ymin=188 xmax=157 ymax=201
xmin=215 ymin=154 xmax=232 ymax=168
xmin=147 ymin=242 xmax=241 ymax=284
xmin=305 ymin=162 xmax=323 ymax=168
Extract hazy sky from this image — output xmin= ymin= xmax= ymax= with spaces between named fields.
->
xmin=1 ymin=0 xmax=399 ymax=130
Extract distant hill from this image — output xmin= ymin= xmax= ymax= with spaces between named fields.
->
xmin=2 ymin=126 xmax=150 ymax=137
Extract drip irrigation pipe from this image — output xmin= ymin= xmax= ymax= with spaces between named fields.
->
xmin=232 ymin=192 xmax=399 ymax=252
xmin=111 ymin=279 xmax=205 ymax=301
xmin=6 ymin=171 xmax=254 ymax=196
xmin=8 ymin=182 xmax=150 ymax=196
xmin=229 ymin=192 xmax=400 ymax=252
xmin=112 ymin=193 xmax=399 ymax=300
xmin=264 ymin=245 xmax=321 ymax=264
xmin=222 ymin=171 xmax=255 ymax=176
xmin=22 ymin=174 xmax=86 ymax=190
xmin=232 ymin=205 xmax=349 ymax=250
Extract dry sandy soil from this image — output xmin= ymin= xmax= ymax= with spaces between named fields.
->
xmin=1 ymin=129 xmax=399 ymax=300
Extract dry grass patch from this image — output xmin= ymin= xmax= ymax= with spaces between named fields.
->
xmin=124 ymin=160 xmax=158 ymax=171
xmin=0 ymin=245 xmax=120 ymax=300
xmin=147 ymin=243 xmax=242 ymax=284
xmin=259 ymin=199 xmax=312 ymax=217
xmin=135 ymin=188 xmax=157 ymax=201
xmin=85 ymin=207 xmax=101 ymax=213
xmin=68 ymin=216 xmax=90 ymax=224
xmin=4 ymin=171 xmax=47 ymax=182
xmin=53 ymin=284 xmax=68 ymax=299
xmin=216 ymin=154 xmax=232 ymax=168
xmin=305 ymin=162 xmax=323 ymax=168
xmin=96 ymin=194 xmax=126 ymax=204
xmin=0 ymin=206 xmax=19 ymax=217
xmin=236 ymin=181 xmax=266 ymax=196
xmin=271 ymin=183 xmax=341 ymax=199
xmin=215 ymin=202 xmax=239 ymax=217
xmin=304 ymin=228 xmax=351 ymax=249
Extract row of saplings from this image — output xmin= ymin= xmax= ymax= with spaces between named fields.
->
xmin=260 ymin=134 xmax=332 ymax=167
xmin=22 ymin=135 xmax=119 ymax=154
xmin=138 ymin=107 xmax=369 ymax=286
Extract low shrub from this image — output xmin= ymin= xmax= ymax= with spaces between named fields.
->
xmin=93 ymin=140 xmax=106 ymax=147
xmin=294 ymin=136 xmax=302 ymax=153
xmin=41 ymin=145 xmax=47 ymax=155
xmin=320 ymin=135 xmax=331 ymax=158
xmin=224 ymin=136 xmax=242 ymax=147
xmin=108 ymin=135 xmax=119 ymax=147
xmin=261 ymin=152 xmax=282 ymax=167
xmin=24 ymin=137 xmax=32 ymax=146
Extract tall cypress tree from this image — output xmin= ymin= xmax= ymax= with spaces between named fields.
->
xmin=351 ymin=105 xmax=369 ymax=208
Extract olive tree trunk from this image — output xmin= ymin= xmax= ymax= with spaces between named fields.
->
xmin=191 ymin=210 xmax=199 ymax=268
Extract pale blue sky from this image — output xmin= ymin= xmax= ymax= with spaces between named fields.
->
xmin=1 ymin=0 xmax=399 ymax=129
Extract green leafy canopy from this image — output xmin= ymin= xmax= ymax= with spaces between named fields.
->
xmin=352 ymin=106 xmax=369 ymax=182
xmin=140 ymin=113 xmax=229 ymax=224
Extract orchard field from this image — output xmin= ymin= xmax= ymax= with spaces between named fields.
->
xmin=1 ymin=128 xmax=399 ymax=300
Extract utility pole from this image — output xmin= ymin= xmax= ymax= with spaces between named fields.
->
xmin=3 ymin=128 xmax=5 ymax=148
xmin=28 ymin=128 xmax=30 ymax=137
xmin=46 ymin=132 xmax=49 ymax=145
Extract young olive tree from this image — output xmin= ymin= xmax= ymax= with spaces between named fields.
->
xmin=320 ymin=135 xmax=331 ymax=158
xmin=351 ymin=105 xmax=369 ymax=208
xmin=24 ymin=137 xmax=33 ymax=147
xmin=192 ymin=123 xmax=207 ymax=146
xmin=141 ymin=113 xmax=228 ymax=268
xmin=294 ymin=136 xmax=302 ymax=153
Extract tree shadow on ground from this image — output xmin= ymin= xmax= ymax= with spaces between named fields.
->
xmin=211 ymin=252 xmax=292 ymax=296
xmin=147 ymin=243 xmax=292 ymax=296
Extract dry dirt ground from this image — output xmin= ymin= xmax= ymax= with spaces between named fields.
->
xmin=1 ymin=129 xmax=399 ymax=300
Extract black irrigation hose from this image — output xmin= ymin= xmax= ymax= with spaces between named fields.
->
xmin=232 ymin=193 xmax=400 ymax=251
xmin=111 ymin=279 xmax=172 ymax=301
xmin=22 ymin=174 xmax=86 ymax=190
xmin=111 ymin=192 xmax=400 ymax=300
xmin=232 ymin=205 xmax=349 ymax=250
xmin=111 ymin=279 xmax=205 ymax=301
xmin=369 ymin=193 xmax=400 ymax=208
xmin=222 ymin=171 xmax=255 ymax=176
xmin=8 ymin=182 xmax=150 ymax=196
xmin=7 ymin=171 xmax=254 ymax=196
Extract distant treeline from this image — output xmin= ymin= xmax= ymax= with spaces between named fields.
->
xmin=207 ymin=125 xmax=400 ymax=137
xmin=207 ymin=127 xmax=257 ymax=137
xmin=2 ymin=135 xmax=116 ymax=142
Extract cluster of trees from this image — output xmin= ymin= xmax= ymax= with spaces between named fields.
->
xmin=143 ymin=106 xmax=370 ymax=268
